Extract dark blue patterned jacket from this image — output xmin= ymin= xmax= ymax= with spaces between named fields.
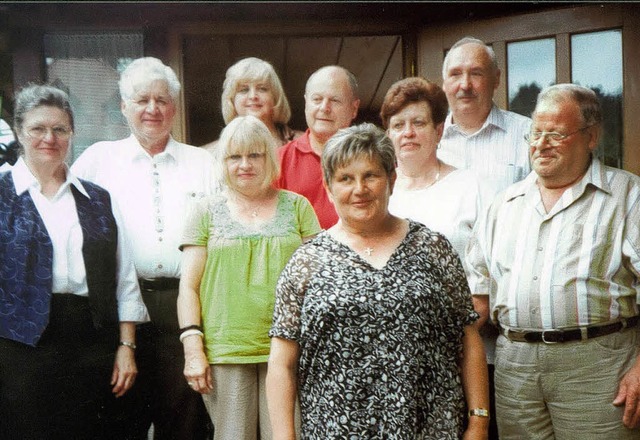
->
xmin=0 ymin=171 xmax=119 ymax=346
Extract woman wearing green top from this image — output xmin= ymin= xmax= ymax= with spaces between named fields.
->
xmin=177 ymin=115 xmax=321 ymax=439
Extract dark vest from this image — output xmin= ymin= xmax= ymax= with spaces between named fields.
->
xmin=0 ymin=172 xmax=119 ymax=346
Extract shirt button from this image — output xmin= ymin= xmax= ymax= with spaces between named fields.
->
xmin=538 ymin=247 xmax=543 ymax=251
xmin=157 ymin=264 xmax=163 ymax=269
xmin=533 ymin=276 xmax=538 ymax=280
xmin=158 ymin=237 xmax=163 ymax=242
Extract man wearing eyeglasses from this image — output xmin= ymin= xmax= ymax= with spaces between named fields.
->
xmin=466 ymin=83 xmax=640 ymax=439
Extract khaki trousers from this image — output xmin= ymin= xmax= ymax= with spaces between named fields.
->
xmin=495 ymin=327 xmax=640 ymax=440
xmin=203 ymin=363 xmax=273 ymax=440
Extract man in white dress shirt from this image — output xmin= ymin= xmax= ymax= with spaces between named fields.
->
xmin=438 ymin=37 xmax=532 ymax=440
xmin=72 ymin=57 xmax=213 ymax=440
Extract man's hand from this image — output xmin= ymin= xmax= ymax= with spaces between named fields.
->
xmin=613 ymin=358 xmax=640 ymax=428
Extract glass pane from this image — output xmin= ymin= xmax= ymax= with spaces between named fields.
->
xmin=507 ymin=38 xmax=556 ymax=118
xmin=44 ymin=33 xmax=144 ymax=163
xmin=571 ymin=29 xmax=623 ymax=168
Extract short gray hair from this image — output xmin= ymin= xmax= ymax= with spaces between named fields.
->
xmin=14 ymin=84 xmax=74 ymax=133
xmin=213 ymin=115 xmax=280 ymax=190
xmin=119 ymin=57 xmax=181 ymax=101
xmin=322 ymin=122 xmax=395 ymax=186
xmin=534 ymin=83 xmax=602 ymax=127
xmin=442 ymin=37 xmax=498 ymax=78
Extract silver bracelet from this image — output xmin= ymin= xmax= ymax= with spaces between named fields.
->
xmin=179 ymin=329 xmax=204 ymax=343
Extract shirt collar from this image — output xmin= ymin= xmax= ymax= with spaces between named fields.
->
xmin=291 ymin=129 xmax=313 ymax=154
xmin=443 ymin=104 xmax=506 ymax=137
xmin=12 ymin=157 xmax=90 ymax=199
xmin=504 ymin=155 xmax=609 ymax=202
xmin=128 ymin=134 xmax=179 ymax=164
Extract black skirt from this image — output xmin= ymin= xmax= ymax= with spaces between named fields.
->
xmin=0 ymin=294 xmax=118 ymax=439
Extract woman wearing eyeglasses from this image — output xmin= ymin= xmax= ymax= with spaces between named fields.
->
xmin=0 ymin=84 xmax=149 ymax=439
xmin=178 ymin=115 xmax=320 ymax=439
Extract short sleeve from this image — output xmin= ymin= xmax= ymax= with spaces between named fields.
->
xmin=269 ymin=242 xmax=317 ymax=341
xmin=294 ymin=194 xmax=322 ymax=238
xmin=180 ymin=196 xmax=211 ymax=249
xmin=433 ymin=231 xmax=479 ymax=326
xmin=464 ymin=202 xmax=494 ymax=298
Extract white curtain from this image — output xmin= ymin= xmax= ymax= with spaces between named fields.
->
xmin=44 ymin=33 xmax=143 ymax=162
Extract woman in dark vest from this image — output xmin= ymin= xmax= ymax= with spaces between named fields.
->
xmin=0 ymin=84 xmax=149 ymax=439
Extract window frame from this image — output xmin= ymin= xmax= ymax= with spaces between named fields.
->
xmin=417 ymin=3 xmax=640 ymax=175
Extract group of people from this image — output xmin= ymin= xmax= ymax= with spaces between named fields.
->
xmin=0 ymin=35 xmax=639 ymax=440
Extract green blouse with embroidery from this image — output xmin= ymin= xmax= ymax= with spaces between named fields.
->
xmin=181 ymin=190 xmax=321 ymax=364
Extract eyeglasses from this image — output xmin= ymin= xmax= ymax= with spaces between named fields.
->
xmin=524 ymin=125 xmax=593 ymax=146
xmin=26 ymin=125 xmax=73 ymax=140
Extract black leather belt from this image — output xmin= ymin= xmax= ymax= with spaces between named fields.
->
xmin=138 ymin=277 xmax=180 ymax=292
xmin=501 ymin=315 xmax=640 ymax=344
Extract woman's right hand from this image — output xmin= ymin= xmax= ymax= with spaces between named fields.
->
xmin=183 ymin=338 xmax=213 ymax=394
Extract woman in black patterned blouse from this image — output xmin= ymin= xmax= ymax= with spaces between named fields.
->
xmin=266 ymin=123 xmax=489 ymax=440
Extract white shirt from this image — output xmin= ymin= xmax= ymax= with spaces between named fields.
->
xmin=71 ymin=135 xmax=217 ymax=279
xmin=438 ymin=105 xmax=532 ymax=198
xmin=389 ymin=169 xmax=488 ymax=267
xmin=11 ymin=157 xmax=148 ymax=322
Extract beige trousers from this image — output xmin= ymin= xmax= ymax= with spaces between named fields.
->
xmin=202 ymin=363 xmax=271 ymax=440
xmin=495 ymin=327 xmax=640 ymax=440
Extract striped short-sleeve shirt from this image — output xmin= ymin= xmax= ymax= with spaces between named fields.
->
xmin=466 ymin=158 xmax=640 ymax=329
xmin=438 ymin=105 xmax=532 ymax=199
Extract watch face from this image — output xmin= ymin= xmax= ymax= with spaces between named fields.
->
xmin=469 ymin=408 xmax=490 ymax=418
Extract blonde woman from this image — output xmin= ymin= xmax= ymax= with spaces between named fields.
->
xmin=179 ymin=115 xmax=320 ymax=439
xmin=203 ymin=57 xmax=302 ymax=152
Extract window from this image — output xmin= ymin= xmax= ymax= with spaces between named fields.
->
xmin=507 ymin=38 xmax=555 ymax=118
xmin=44 ymin=33 xmax=144 ymax=162
xmin=571 ymin=29 xmax=623 ymax=167
xmin=417 ymin=4 xmax=639 ymax=173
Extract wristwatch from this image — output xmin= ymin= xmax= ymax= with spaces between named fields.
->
xmin=468 ymin=408 xmax=490 ymax=418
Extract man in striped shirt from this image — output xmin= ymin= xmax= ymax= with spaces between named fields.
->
xmin=439 ymin=36 xmax=532 ymax=199
xmin=467 ymin=83 xmax=640 ymax=439
xmin=439 ymin=36 xmax=532 ymax=440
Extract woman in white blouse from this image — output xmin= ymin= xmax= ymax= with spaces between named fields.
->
xmin=382 ymin=77 xmax=486 ymax=264
xmin=0 ymin=84 xmax=148 ymax=439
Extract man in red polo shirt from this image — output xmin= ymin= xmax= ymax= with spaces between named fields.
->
xmin=276 ymin=65 xmax=360 ymax=229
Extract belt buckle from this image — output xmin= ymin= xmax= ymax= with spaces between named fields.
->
xmin=541 ymin=330 xmax=559 ymax=344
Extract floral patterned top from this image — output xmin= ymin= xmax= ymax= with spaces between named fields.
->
xmin=270 ymin=221 xmax=478 ymax=439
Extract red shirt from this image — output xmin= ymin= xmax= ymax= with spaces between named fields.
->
xmin=276 ymin=130 xmax=338 ymax=229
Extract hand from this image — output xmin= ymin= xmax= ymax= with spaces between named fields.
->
xmin=613 ymin=359 xmax=640 ymax=428
xmin=111 ymin=345 xmax=137 ymax=398
xmin=184 ymin=349 xmax=213 ymax=394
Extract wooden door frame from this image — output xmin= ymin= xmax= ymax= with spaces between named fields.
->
xmin=417 ymin=3 xmax=640 ymax=174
